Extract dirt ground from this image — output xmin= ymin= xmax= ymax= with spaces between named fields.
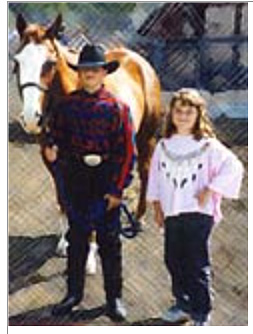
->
xmin=8 ymin=78 xmax=248 ymax=326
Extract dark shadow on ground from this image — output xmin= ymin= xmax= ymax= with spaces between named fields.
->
xmin=9 ymin=120 xmax=38 ymax=144
xmin=130 ymin=318 xmax=189 ymax=326
xmin=9 ymin=305 xmax=107 ymax=326
xmin=9 ymin=306 xmax=188 ymax=326
xmin=9 ymin=235 xmax=58 ymax=294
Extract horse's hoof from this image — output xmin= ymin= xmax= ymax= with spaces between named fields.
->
xmin=56 ymin=238 xmax=68 ymax=257
xmin=138 ymin=217 xmax=147 ymax=229
xmin=56 ymin=247 xmax=67 ymax=257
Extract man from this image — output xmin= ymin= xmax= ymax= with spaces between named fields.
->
xmin=43 ymin=44 xmax=135 ymax=321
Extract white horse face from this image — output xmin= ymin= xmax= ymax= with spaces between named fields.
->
xmin=14 ymin=42 xmax=54 ymax=134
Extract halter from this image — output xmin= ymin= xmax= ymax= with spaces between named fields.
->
xmin=14 ymin=36 xmax=60 ymax=98
xmin=19 ymin=82 xmax=49 ymax=93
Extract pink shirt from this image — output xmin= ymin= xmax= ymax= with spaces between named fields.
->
xmin=146 ymin=135 xmax=244 ymax=223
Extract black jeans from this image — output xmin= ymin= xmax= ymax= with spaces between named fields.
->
xmin=164 ymin=212 xmax=214 ymax=322
xmin=66 ymin=213 xmax=122 ymax=304
xmin=61 ymin=156 xmax=122 ymax=303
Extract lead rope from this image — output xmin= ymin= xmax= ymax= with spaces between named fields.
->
xmin=51 ymin=160 xmax=142 ymax=239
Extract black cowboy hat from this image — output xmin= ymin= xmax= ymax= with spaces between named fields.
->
xmin=69 ymin=44 xmax=119 ymax=74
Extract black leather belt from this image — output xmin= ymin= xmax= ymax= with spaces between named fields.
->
xmin=66 ymin=153 xmax=106 ymax=167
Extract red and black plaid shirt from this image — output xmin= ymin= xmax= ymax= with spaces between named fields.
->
xmin=45 ymin=86 xmax=136 ymax=197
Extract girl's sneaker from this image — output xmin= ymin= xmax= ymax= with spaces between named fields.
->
xmin=161 ymin=305 xmax=190 ymax=323
xmin=193 ymin=320 xmax=209 ymax=326
xmin=193 ymin=315 xmax=210 ymax=326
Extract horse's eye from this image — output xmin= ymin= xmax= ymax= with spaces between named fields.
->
xmin=41 ymin=60 xmax=56 ymax=75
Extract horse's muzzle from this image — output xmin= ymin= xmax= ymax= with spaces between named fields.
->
xmin=19 ymin=115 xmax=42 ymax=135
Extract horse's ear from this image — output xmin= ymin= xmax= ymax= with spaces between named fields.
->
xmin=45 ymin=14 xmax=63 ymax=39
xmin=16 ymin=13 xmax=27 ymax=38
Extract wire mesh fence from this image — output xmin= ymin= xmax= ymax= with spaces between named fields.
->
xmin=8 ymin=2 xmax=247 ymax=326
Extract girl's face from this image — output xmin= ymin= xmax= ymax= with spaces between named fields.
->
xmin=78 ymin=66 xmax=107 ymax=92
xmin=171 ymin=99 xmax=199 ymax=135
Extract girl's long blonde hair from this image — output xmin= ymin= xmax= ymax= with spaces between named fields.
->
xmin=164 ymin=88 xmax=216 ymax=140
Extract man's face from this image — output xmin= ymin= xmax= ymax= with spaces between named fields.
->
xmin=78 ymin=66 xmax=107 ymax=91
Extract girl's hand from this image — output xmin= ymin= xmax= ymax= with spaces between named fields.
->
xmin=196 ymin=187 xmax=213 ymax=208
xmin=44 ymin=145 xmax=58 ymax=163
xmin=153 ymin=201 xmax=164 ymax=228
xmin=155 ymin=210 xmax=164 ymax=228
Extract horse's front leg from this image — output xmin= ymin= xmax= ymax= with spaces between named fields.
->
xmin=55 ymin=211 xmax=97 ymax=275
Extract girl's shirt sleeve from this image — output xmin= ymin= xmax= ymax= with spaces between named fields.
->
xmin=146 ymin=142 xmax=161 ymax=202
xmin=208 ymin=139 xmax=244 ymax=199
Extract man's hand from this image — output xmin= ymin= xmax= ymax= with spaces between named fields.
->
xmin=104 ymin=194 xmax=121 ymax=211
xmin=196 ymin=187 xmax=213 ymax=208
xmin=44 ymin=145 xmax=58 ymax=163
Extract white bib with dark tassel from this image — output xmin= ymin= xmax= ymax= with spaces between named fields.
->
xmin=159 ymin=139 xmax=210 ymax=189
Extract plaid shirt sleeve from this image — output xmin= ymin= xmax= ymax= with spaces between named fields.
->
xmin=108 ymin=102 xmax=136 ymax=197
xmin=41 ymin=99 xmax=69 ymax=151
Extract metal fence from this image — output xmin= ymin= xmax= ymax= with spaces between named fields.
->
xmin=8 ymin=2 xmax=248 ymax=326
xmin=135 ymin=2 xmax=248 ymax=93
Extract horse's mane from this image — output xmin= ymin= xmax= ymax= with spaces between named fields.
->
xmin=55 ymin=40 xmax=79 ymax=65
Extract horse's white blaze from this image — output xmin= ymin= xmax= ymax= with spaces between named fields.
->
xmin=15 ymin=43 xmax=48 ymax=133
xmin=21 ymin=87 xmax=42 ymax=133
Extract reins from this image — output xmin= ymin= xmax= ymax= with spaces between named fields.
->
xmin=51 ymin=160 xmax=142 ymax=239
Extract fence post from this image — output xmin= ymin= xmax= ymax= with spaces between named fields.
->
xmin=232 ymin=3 xmax=243 ymax=69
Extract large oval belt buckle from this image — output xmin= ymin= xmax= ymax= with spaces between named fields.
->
xmin=83 ymin=154 xmax=102 ymax=167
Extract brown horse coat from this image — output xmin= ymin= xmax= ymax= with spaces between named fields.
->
xmin=15 ymin=14 xmax=161 ymax=218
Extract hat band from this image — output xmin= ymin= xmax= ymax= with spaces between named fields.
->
xmin=75 ymin=61 xmax=108 ymax=68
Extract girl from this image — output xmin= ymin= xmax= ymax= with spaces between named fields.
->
xmin=146 ymin=88 xmax=244 ymax=325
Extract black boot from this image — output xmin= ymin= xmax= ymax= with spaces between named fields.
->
xmin=106 ymin=298 xmax=127 ymax=322
xmin=52 ymin=295 xmax=82 ymax=316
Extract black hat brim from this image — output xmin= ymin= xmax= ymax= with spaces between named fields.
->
xmin=68 ymin=60 xmax=119 ymax=74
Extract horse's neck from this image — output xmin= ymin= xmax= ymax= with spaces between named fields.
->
xmin=54 ymin=40 xmax=79 ymax=94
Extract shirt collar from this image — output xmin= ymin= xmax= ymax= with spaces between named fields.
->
xmin=78 ymin=84 xmax=106 ymax=98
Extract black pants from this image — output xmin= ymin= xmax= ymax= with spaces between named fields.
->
xmin=66 ymin=213 xmax=122 ymax=303
xmin=61 ymin=156 xmax=122 ymax=303
xmin=164 ymin=212 xmax=214 ymax=322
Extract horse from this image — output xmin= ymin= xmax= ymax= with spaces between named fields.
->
xmin=12 ymin=13 xmax=161 ymax=268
